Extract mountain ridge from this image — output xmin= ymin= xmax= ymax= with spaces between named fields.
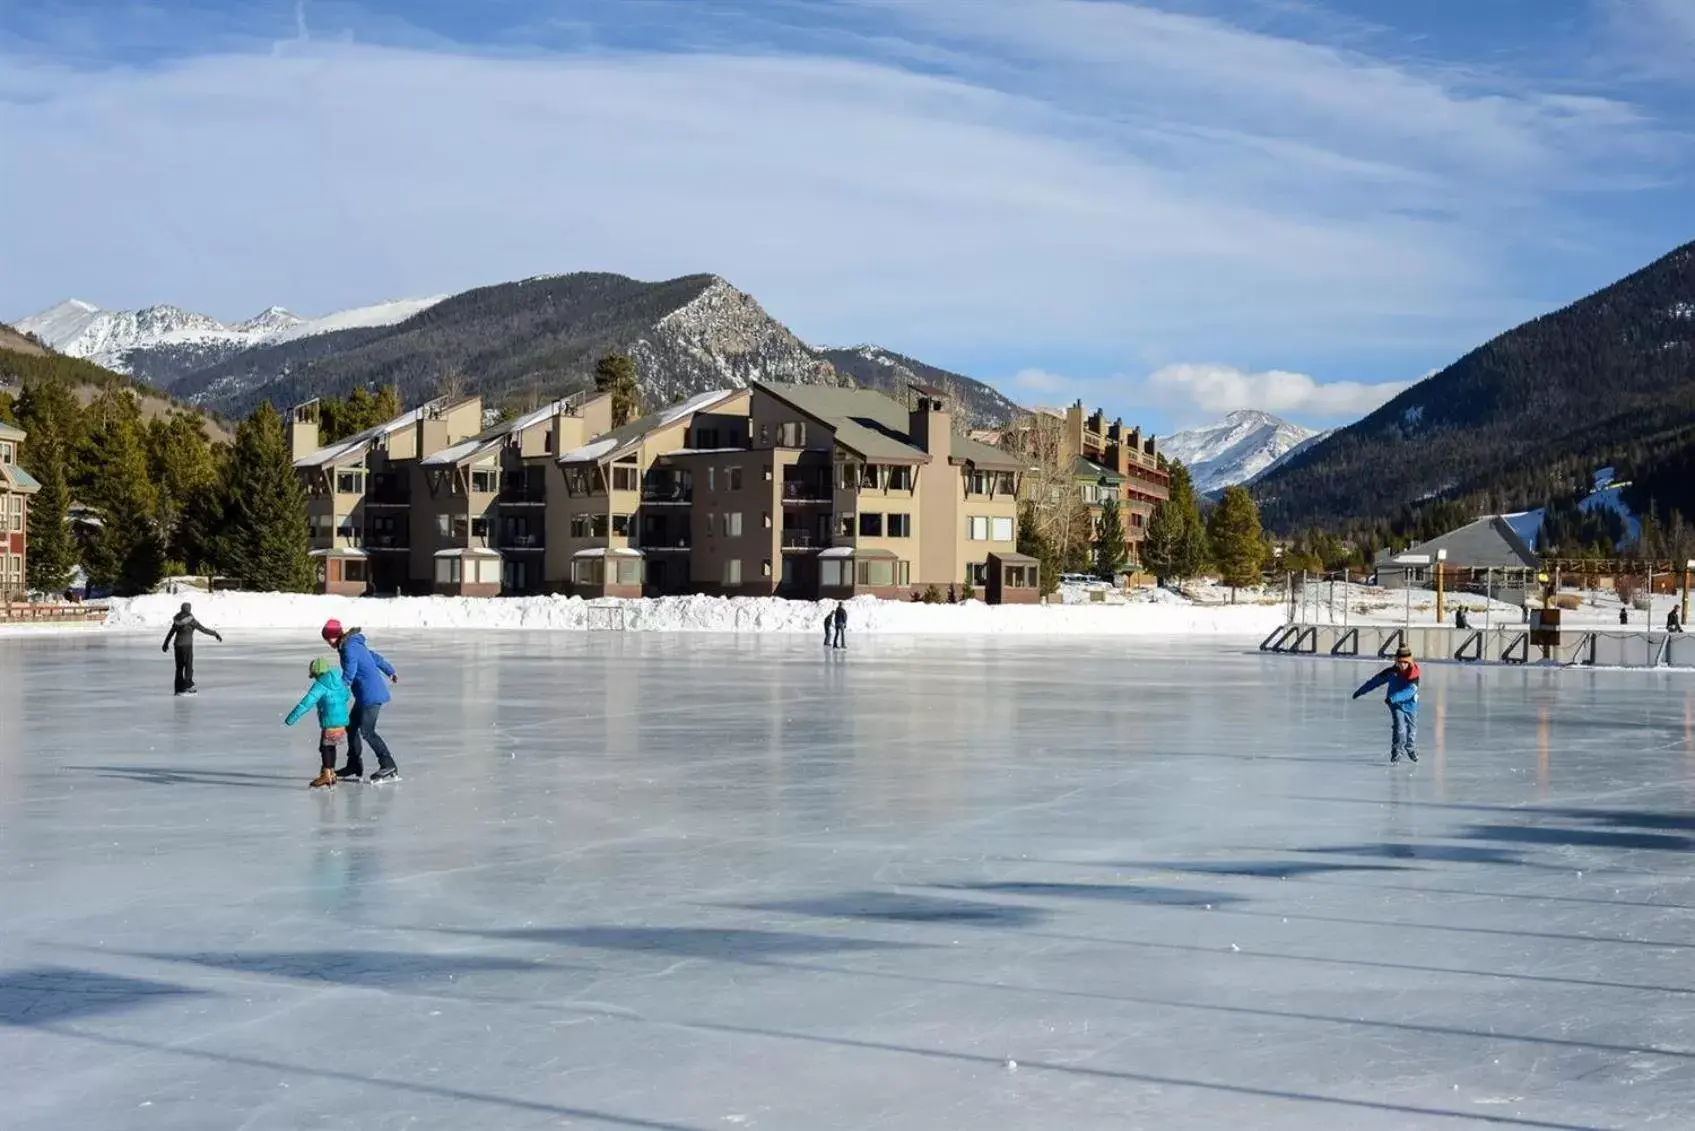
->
xmin=1160 ymin=409 xmax=1323 ymax=493
xmin=1250 ymin=238 xmax=1695 ymax=529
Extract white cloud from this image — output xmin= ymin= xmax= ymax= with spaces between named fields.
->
xmin=1140 ymin=363 xmax=1409 ymax=422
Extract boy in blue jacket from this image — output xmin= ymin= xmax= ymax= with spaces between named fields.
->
xmin=1352 ymin=644 xmax=1420 ymax=764
xmin=285 ymin=656 xmax=354 ymax=787
xmin=321 ymin=619 xmax=401 ymax=782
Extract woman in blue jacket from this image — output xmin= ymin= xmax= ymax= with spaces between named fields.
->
xmin=321 ymin=619 xmax=401 ymax=782
xmin=1352 ymin=645 xmax=1420 ymax=764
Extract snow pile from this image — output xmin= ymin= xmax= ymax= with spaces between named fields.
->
xmin=102 ymin=591 xmax=1285 ymax=636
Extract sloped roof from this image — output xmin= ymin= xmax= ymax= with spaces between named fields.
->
xmin=294 ymin=397 xmax=454 ymax=469
xmin=1375 ymin=515 xmax=1539 ymax=570
xmin=421 ymin=394 xmax=588 ymax=468
xmin=558 ymin=389 xmax=740 ymax=466
xmin=757 ymin=384 xmax=930 ymax=464
xmin=1 ymin=462 xmax=40 ymax=494
xmin=0 ymin=421 xmax=24 ymax=441
xmin=1072 ymin=455 xmax=1123 ymax=482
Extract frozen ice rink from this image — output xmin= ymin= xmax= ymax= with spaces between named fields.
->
xmin=5 ymin=631 xmax=1695 ymax=1130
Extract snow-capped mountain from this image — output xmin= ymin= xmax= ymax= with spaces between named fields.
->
xmin=14 ymin=295 xmax=447 ymax=376
xmin=1161 ymin=410 xmax=1325 ymax=494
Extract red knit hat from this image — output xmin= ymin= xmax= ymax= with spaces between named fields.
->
xmin=321 ymin=619 xmax=344 ymax=644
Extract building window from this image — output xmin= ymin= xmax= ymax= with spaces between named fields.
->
xmin=436 ymin=514 xmax=452 ymax=538
xmin=859 ymin=513 xmax=883 ymax=537
xmin=838 ymin=513 xmax=855 ymax=537
xmin=780 ymin=421 xmax=806 ymax=447
xmin=471 ymin=517 xmax=489 ymax=538
xmin=762 ymin=511 xmax=772 ymax=529
xmin=697 ymin=427 xmax=721 ymax=449
xmin=888 ymin=466 xmax=912 ymax=491
xmin=761 ymin=559 xmax=772 ymax=577
xmin=997 ymin=471 xmax=1016 ymax=495
xmin=591 ymin=514 xmax=608 ymax=538
xmin=470 ymin=469 xmax=498 ymax=494
xmin=969 ymin=471 xmax=992 ymax=495
xmin=970 ymin=561 xmax=988 ymax=585
xmin=992 ymin=516 xmax=1014 ymax=542
xmin=855 ymin=559 xmax=908 ymax=587
xmin=615 ymin=557 xmax=642 ymax=586
xmin=729 ymin=466 xmax=743 ymax=491
xmin=821 ymin=559 xmax=846 ymax=587
xmin=612 ymin=513 xmax=632 ymax=536
xmin=435 ymin=556 xmax=462 ymax=585
xmin=967 ymin=515 xmax=989 ymax=540
xmin=723 ymin=558 xmax=742 ymax=585
xmin=725 ymin=512 xmax=743 ymax=537
xmin=612 ymin=466 xmax=639 ymax=492
xmin=860 ymin=465 xmax=879 ymax=490
xmin=570 ymin=515 xmax=589 ymax=538
xmin=837 ymin=462 xmax=857 ymax=491
xmin=707 ymin=467 xmax=716 ymax=492
xmin=887 ymin=513 xmax=911 ymax=538
xmin=0 ymin=442 xmax=11 ymax=464
xmin=759 ymin=423 xmax=770 ymax=445
xmin=763 ymin=465 xmax=773 ymax=481
xmin=344 ymin=559 xmax=368 ymax=583
xmin=336 ymin=470 xmax=365 ymax=495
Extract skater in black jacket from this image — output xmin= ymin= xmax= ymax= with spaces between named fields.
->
xmin=161 ymin=602 xmax=223 ymax=694
xmin=831 ymin=602 xmax=848 ymax=649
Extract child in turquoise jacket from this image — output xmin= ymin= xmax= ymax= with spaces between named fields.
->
xmin=286 ymin=657 xmax=354 ymax=787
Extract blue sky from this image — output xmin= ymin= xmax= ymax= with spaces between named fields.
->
xmin=2 ymin=0 xmax=1691 ymax=432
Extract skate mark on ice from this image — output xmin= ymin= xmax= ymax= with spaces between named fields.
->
xmin=455 ymin=926 xmax=923 ymax=959
xmin=943 ymin=881 xmax=1245 ymax=906
xmin=1464 ymin=824 xmax=1695 ymax=852
xmin=1300 ymin=842 xmax=1531 ymax=865
xmin=136 ymin=950 xmax=558 ymax=988
xmin=731 ymin=891 xmax=1048 ymax=927
xmin=1119 ymin=859 xmax=1414 ymax=879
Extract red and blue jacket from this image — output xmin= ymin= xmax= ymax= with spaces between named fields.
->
xmin=1354 ymin=662 xmax=1420 ymax=711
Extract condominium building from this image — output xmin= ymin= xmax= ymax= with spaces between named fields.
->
xmin=0 ymin=422 xmax=39 ymax=599
xmin=285 ymin=381 xmax=1040 ymax=601
xmin=1059 ymin=402 xmax=1169 ymax=566
xmin=418 ymin=390 xmax=614 ymax=596
xmin=290 ymin=397 xmax=485 ymax=595
xmin=551 ymin=389 xmax=751 ymax=597
xmin=666 ymin=382 xmax=1030 ymax=599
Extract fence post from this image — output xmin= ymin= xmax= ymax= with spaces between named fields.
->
xmin=1342 ymin=569 xmax=1349 ymax=627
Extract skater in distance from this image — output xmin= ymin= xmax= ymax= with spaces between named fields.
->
xmin=1352 ymin=644 xmax=1420 ymax=764
xmin=284 ymin=656 xmax=353 ymax=788
xmin=160 ymin=602 xmax=222 ymax=695
xmin=321 ymin=619 xmax=401 ymax=782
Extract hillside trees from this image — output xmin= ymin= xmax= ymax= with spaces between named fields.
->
xmin=1140 ymin=461 xmax=1210 ymax=585
xmin=1093 ymin=495 xmax=1128 ymax=579
xmin=80 ymin=387 xmax=165 ymax=595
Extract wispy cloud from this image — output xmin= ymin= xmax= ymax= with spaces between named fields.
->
xmin=0 ymin=0 xmax=1685 ymax=424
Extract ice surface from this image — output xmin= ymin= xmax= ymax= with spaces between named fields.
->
xmin=5 ymin=632 xmax=1695 ymax=1129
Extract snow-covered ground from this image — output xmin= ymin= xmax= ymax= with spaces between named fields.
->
xmin=98 ymin=590 xmax=1286 ymax=637
xmin=3 ymin=633 xmax=1694 ymax=1130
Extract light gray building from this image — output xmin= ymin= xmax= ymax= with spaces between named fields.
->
xmin=1374 ymin=516 xmax=1539 ymax=591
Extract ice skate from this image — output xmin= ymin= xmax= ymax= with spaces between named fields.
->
xmin=369 ymin=766 xmax=400 ymax=783
xmin=335 ymin=765 xmax=364 ymax=782
xmin=308 ymin=769 xmax=337 ymax=788
xmin=1406 ymin=750 xmax=1418 ymax=763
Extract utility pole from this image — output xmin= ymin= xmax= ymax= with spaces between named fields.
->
xmin=1435 ymin=548 xmax=1448 ymax=624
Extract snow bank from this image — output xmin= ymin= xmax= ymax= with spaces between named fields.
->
xmin=102 ymin=591 xmax=1285 ymax=637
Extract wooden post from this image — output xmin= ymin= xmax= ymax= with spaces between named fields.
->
xmin=1684 ymin=562 xmax=1691 ymax=626
xmin=1435 ymin=559 xmax=1445 ymax=624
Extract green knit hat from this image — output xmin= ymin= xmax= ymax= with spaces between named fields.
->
xmin=309 ymin=656 xmax=336 ymax=678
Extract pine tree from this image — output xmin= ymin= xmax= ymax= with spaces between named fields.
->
xmin=1140 ymin=494 xmax=1185 ymax=585
xmin=146 ymin=412 xmax=218 ymax=570
xmin=23 ymin=436 xmax=75 ymax=594
xmin=1207 ymin=485 xmax=1267 ymax=600
xmin=1017 ymin=501 xmax=1060 ymax=597
xmin=0 ymin=391 xmax=15 ymax=426
xmin=221 ymin=402 xmax=313 ymax=592
xmin=595 ymin=354 xmax=643 ymax=428
xmin=81 ymin=388 xmax=164 ymax=596
xmin=372 ymin=384 xmax=401 ymax=422
xmin=1092 ymin=495 xmax=1128 ymax=579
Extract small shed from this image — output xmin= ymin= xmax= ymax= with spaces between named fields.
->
xmin=434 ymin=547 xmax=502 ymax=598
xmin=571 ymin=547 xmax=644 ymax=599
xmin=985 ymin=551 xmax=1041 ymax=605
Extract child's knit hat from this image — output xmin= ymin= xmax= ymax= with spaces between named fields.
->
xmin=309 ymin=656 xmax=336 ymax=678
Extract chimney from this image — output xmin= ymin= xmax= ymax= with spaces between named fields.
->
xmin=288 ymin=402 xmax=320 ymax=462
xmin=1112 ymin=419 xmax=1130 ymax=478
xmin=907 ymin=387 xmax=952 ymax=462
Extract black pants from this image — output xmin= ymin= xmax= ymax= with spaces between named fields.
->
xmin=173 ymin=651 xmax=194 ymax=694
xmin=345 ymin=703 xmax=397 ymax=773
xmin=832 ymin=624 xmax=845 ymax=648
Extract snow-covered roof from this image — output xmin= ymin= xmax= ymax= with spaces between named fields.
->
xmin=558 ymin=389 xmax=740 ymax=466
xmin=294 ymin=398 xmax=449 ymax=469
xmin=818 ymin=546 xmax=855 ymax=559
xmin=420 ymin=394 xmax=588 ymax=468
xmin=433 ymin=547 xmax=503 ymax=558
xmin=308 ymin=547 xmax=369 ymax=558
xmin=572 ymin=547 xmax=644 ymax=558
